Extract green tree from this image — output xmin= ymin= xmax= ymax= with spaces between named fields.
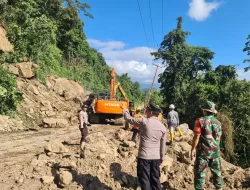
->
xmin=149 ymin=90 xmax=163 ymax=107
xmin=221 ymin=80 xmax=250 ymax=167
xmin=151 ymin=16 xmax=249 ymax=167
xmin=243 ymin=34 xmax=250 ymax=71
xmin=151 ymin=17 xmax=214 ymax=115
xmin=0 ymin=0 xmax=146 ymax=115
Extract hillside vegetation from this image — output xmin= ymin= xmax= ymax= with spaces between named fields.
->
xmin=0 ymin=0 xmax=145 ymax=108
xmin=152 ymin=17 xmax=250 ymax=168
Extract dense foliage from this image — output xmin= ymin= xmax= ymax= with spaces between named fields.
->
xmin=0 ymin=0 xmax=145 ymax=105
xmin=152 ymin=17 xmax=250 ymax=168
xmin=148 ymin=90 xmax=163 ymax=107
xmin=243 ymin=34 xmax=250 ymax=71
xmin=0 ymin=65 xmax=23 ymax=115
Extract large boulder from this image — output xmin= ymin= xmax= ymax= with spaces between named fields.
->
xmin=179 ymin=150 xmax=191 ymax=165
xmin=115 ymin=129 xmax=131 ymax=141
xmin=48 ymin=76 xmax=84 ymax=101
xmin=44 ymin=139 xmax=69 ymax=153
xmin=58 ymin=171 xmax=72 ymax=187
xmin=41 ymin=176 xmax=54 ymax=184
xmin=84 ymin=132 xmax=118 ymax=159
xmin=161 ymin=155 xmax=174 ymax=172
xmin=123 ymin=140 xmax=136 ymax=148
xmin=178 ymin=123 xmax=190 ymax=135
xmin=3 ymin=64 xmax=19 ymax=75
xmin=160 ymin=155 xmax=174 ymax=183
xmin=15 ymin=62 xmax=35 ymax=79
xmin=43 ymin=118 xmax=68 ymax=128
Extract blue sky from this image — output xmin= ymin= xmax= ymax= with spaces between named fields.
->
xmin=82 ymin=0 xmax=250 ymax=87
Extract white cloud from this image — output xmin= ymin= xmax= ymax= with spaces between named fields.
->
xmin=87 ymin=39 xmax=126 ymax=50
xmin=188 ymin=0 xmax=220 ymax=21
xmin=237 ymin=70 xmax=250 ymax=81
xmin=87 ymin=39 xmax=164 ymax=87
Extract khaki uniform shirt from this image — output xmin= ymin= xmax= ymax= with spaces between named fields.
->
xmin=79 ymin=110 xmax=88 ymax=128
xmin=123 ymin=109 xmax=166 ymax=160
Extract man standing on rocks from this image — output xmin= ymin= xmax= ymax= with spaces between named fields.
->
xmin=191 ymin=100 xmax=224 ymax=190
xmin=121 ymin=103 xmax=166 ymax=190
xmin=167 ymin=104 xmax=182 ymax=143
xmin=79 ymin=104 xmax=90 ymax=158
xmin=131 ymin=108 xmax=142 ymax=143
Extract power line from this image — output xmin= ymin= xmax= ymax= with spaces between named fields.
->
xmin=136 ymin=0 xmax=151 ymax=53
xmin=148 ymin=0 xmax=156 ymax=48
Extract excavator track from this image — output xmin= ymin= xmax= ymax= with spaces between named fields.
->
xmin=89 ymin=113 xmax=100 ymax=124
xmin=111 ymin=115 xmax=123 ymax=125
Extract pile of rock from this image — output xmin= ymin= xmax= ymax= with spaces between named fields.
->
xmin=0 ymin=115 xmax=24 ymax=132
xmin=0 ymin=65 xmax=88 ymax=132
xmin=7 ymin=124 xmax=249 ymax=190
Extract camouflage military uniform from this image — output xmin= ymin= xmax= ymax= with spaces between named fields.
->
xmin=193 ymin=115 xmax=224 ymax=190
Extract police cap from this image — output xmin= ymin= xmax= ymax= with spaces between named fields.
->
xmin=82 ymin=104 xmax=88 ymax=108
xmin=147 ymin=103 xmax=161 ymax=112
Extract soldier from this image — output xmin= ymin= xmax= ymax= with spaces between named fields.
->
xmin=191 ymin=100 xmax=224 ymax=190
xmin=79 ymin=104 xmax=90 ymax=158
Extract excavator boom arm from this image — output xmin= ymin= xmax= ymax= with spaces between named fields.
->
xmin=110 ymin=68 xmax=116 ymax=100
xmin=115 ymin=82 xmax=128 ymax=100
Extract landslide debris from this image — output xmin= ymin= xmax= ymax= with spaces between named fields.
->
xmin=0 ymin=62 xmax=89 ymax=132
xmin=1 ymin=123 xmax=249 ymax=190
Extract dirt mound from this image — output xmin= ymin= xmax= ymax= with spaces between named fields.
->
xmin=0 ymin=22 xmax=13 ymax=52
xmin=0 ymin=72 xmax=89 ymax=132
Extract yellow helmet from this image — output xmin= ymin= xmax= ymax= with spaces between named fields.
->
xmin=136 ymin=107 xmax=141 ymax=111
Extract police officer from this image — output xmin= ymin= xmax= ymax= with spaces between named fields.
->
xmin=121 ymin=103 xmax=166 ymax=190
xmin=191 ymin=100 xmax=224 ymax=190
xmin=79 ymin=104 xmax=90 ymax=158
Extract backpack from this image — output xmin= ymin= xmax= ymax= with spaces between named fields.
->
xmin=170 ymin=111 xmax=177 ymax=122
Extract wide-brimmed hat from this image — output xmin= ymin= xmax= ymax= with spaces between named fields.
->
xmin=169 ymin=104 xmax=175 ymax=109
xmin=200 ymin=100 xmax=217 ymax=113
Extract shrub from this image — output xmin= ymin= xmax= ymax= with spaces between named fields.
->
xmin=0 ymin=64 xmax=23 ymax=115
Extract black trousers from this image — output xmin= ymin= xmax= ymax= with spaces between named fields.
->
xmin=137 ymin=158 xmax=162 ymax=190
xmin=79 ymin=127 xmax=88 ymax=143
xmin=131 ymin=129 xmax=139 ymax=141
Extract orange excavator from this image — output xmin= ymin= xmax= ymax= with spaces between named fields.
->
xmin=85 ymin=68 xmax=134 ymax=125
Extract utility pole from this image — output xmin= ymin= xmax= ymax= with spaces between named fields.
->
xmin=144 ymin=63 xmax=163 ymax=111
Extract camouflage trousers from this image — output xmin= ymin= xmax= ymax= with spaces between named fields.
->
xmin=194 ymin=156 xmax=224 ymax=190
